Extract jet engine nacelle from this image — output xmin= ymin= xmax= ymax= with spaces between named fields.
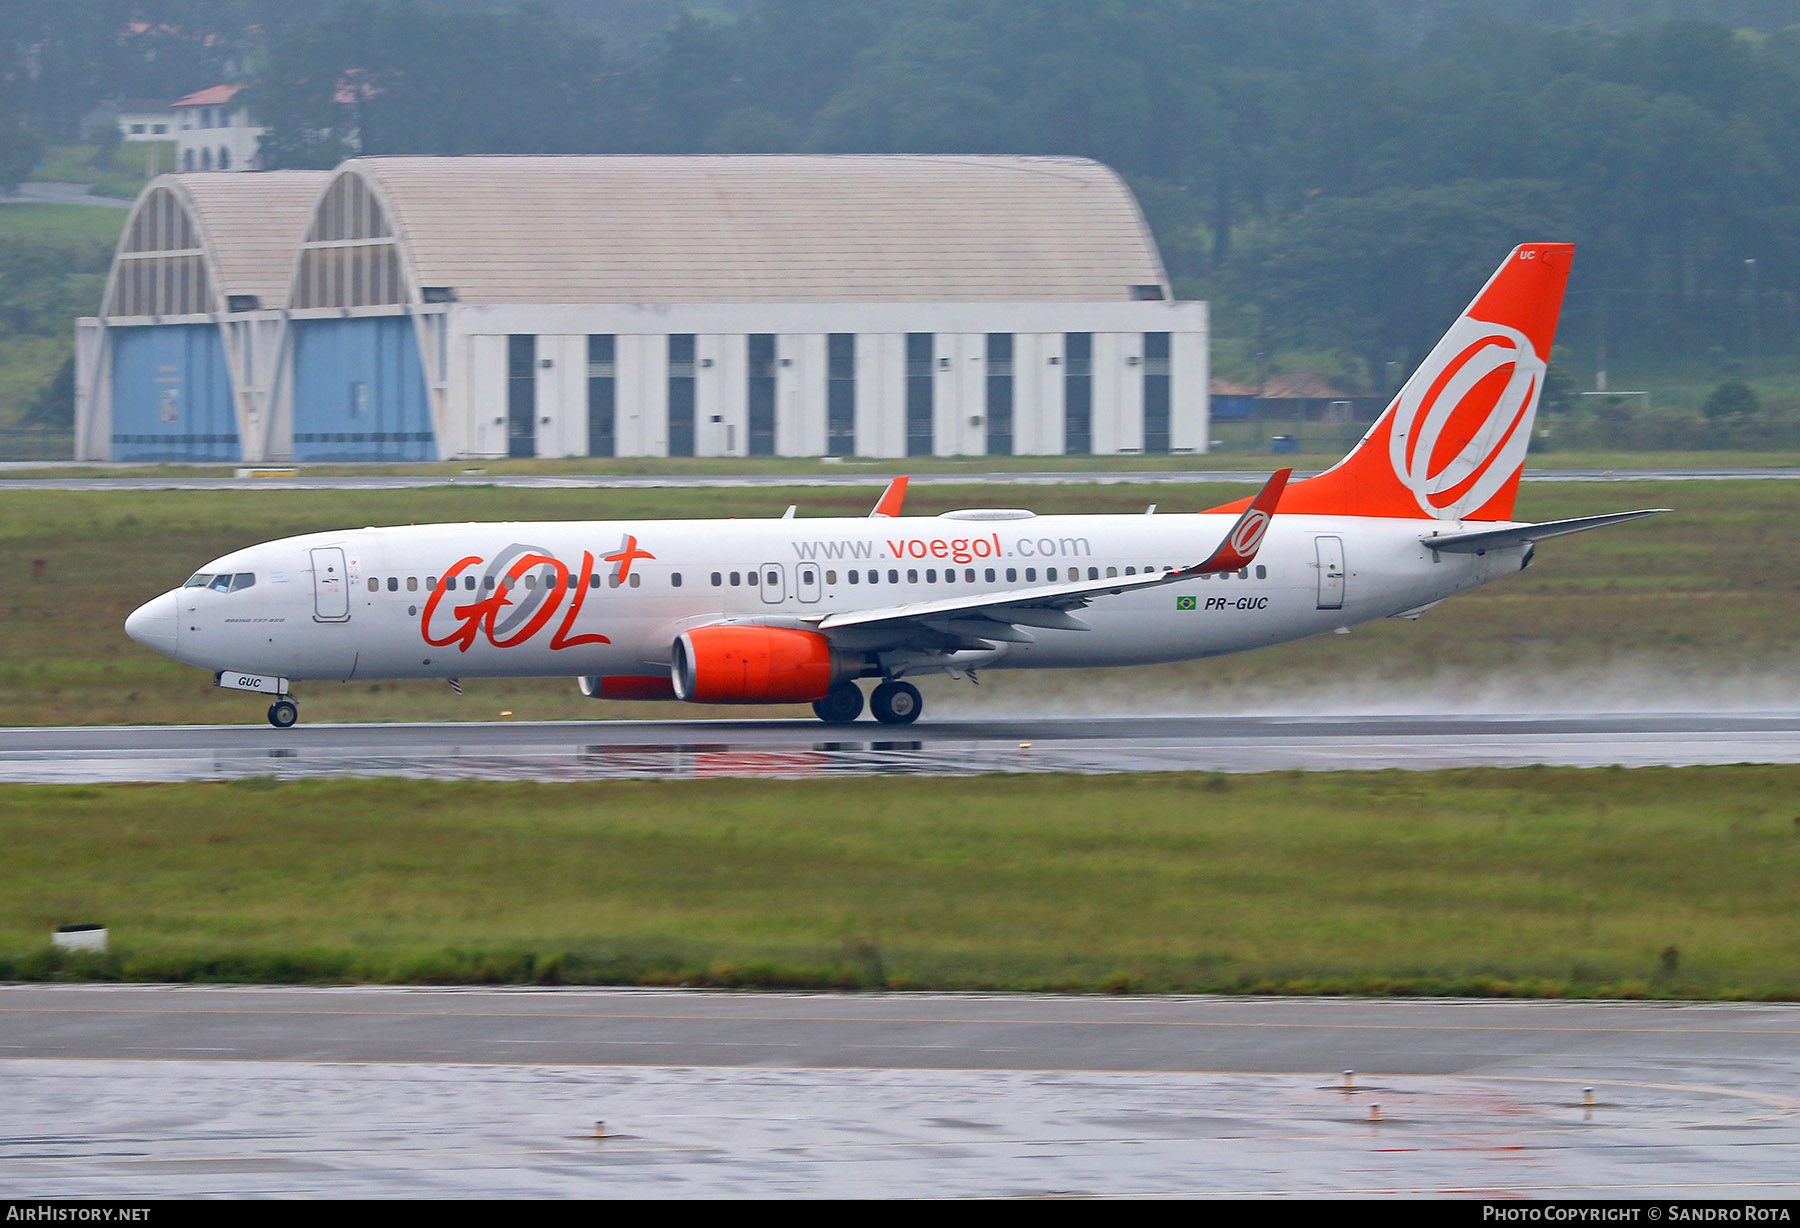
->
xmin=671 ymin=625 xmax=855 ymax=704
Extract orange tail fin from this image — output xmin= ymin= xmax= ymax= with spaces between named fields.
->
xmin=1215 ymin=243 xmax=1573 ymax=522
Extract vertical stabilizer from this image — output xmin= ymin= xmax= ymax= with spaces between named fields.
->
xmin=1215 ymin=243 xmax=1573 ymax=521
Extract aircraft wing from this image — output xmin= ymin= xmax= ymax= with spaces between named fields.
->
xmin=1424 ymin=508 xmax=1669 ymax=554
xmin=814 ymin=469 xmax=1290 ymax=640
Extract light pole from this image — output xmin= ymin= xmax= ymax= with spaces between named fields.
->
xmin=1744 ymin=258 xmax=1760 ymax=384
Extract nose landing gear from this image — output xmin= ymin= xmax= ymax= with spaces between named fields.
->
xmin=267 ymin=698 xmax=298 ymax=729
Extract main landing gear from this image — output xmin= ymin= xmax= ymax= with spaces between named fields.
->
xmin=810 ymin=679 xmax=923 ymax=726
xmin=267 ymin=697 xmax=298 ymax=729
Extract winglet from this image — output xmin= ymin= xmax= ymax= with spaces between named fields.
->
xmin=1190 ymin=468 xmax=1290 ymax=574
xmin=869 ymin=475 xmax=909 ymax=518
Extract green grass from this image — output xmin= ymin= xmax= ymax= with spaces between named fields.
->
xmin=0 ymin=202 xmax=128 ymax=245
xmin=0 ymin=477 xmax=1791 ymax=726
xmin=4 ymin=769 xmax=1796 ymax=997
xmin=29 ymin=141 xmax=167 ymax=201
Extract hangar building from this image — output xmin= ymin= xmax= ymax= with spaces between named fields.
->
xmin=76 ymin=155 xmax=1208 ymax=462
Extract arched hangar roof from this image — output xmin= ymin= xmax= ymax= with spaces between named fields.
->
xmin=289 ymin=155 xmax=1170 ymax=309
xmin=103 ymin=171 xmax=331 ymax=317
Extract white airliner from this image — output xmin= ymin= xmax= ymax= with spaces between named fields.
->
xmin=127 ymin=243 xmax=1663 ymax=728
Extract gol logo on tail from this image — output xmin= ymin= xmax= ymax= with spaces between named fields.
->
xmin=1388 ymin=317 xmax=1545 ymax=520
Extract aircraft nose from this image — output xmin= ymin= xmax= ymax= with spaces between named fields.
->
xmin=125 ymin=591 xmax=180 ymax=657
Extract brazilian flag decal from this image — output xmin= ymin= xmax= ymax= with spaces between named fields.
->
xmin=1176 ymin=595 xmax=1198 ymax=611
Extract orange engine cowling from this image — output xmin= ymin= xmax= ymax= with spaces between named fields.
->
xmin=671 ymin=626 xmax=848 ymax=704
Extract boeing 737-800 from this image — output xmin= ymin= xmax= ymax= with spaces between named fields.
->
xmin=126 ymin=243 xmax=1663 ymax=728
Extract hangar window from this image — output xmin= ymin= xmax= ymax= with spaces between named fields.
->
xmin=292 ymin=170 xmax=406 ymax=309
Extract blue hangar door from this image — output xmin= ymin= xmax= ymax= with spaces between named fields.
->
xmin=291 ymin=316 xmax=436 ymax=462
xmin=109 ymin=325 xmax=240 ymax=462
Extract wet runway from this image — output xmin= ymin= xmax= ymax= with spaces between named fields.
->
xmin=2 ymin=711 xmax=1797 ymax=783
xmin=3 ymin=986 xmax=1797 ymax=1198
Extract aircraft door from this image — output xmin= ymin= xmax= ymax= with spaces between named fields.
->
xmin=310 ymin=547 xmax=351 ymax=621
xmin=796 ymin=562 xmax=822 ymax=603
xmin=1315 ymin=536 xmax=1345 ymax=610
xmin=759 ymin=563 xmax=786 ymax=604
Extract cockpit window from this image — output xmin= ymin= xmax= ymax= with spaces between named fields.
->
xmin=207 ymin=574 xmax=234 ymax=592
xmin=184 ymin=573 xmax=213 ymax=588
xmin=229 ymin=573 xmax=256 ymax=592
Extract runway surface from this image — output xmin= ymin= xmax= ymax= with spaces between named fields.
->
xmin=0 ymin=465 xmax=1794 ymax=492
xmin=3 ymin=711 xmax=1797 ymax=783
xmin=3 ymin=986 xmax=1797 ymax=1198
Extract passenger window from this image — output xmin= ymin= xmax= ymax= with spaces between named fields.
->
xmin=1238 ymin=568 xmax=1249 ymax=579
xmin=465 ymin=575 xmax=477 ymax=591
xmin=765 ymin=570 xmax=778 ymax=586
xmin=1047 ymin=567 xmax=1059 ymax=582
xmin=711 ymin=572 xmax=722 ymax=586
xmin=608 ymin=574 xmax=621 ymax=589
xmin=1125 ymin=567 xmax=1136 ymax=575
xmin=427 ymin=576 xmax=438 ymax=590
xmin=1026 ymin=568 xmax=1036 ymax=581
xmin=1106 ymin=567 xmax=1117 ymax=579
xmin=926 ymin=569 xmax=937 ymax=583
xmin=1007 ymin=568 xmax=1017 ymax=582
xmin=849 ymin=571 xmax=860 ymax=584
xmin=629 ymin=574 xmax=641 ymax=588
xmin=484 ymin=576 xmax=496 ymax=591
xmin=589 ymin=574 xmax=600 ymax=589
xmin=1256 ymin=565 xmax=1266 ymax=579
xmin=964 ymin=569 xmax=975 ymax=582
xmin=367 ymin=577 xmax=379 ymax=592
xmin=887 ymin=570 xmax=898 ymax=584
xmin=671 ymin=573 xmax=683 ymax=587
xmin=730 ymin=572 xmax=741 ymax=586
xmin=406 ymin=576 xmax=419 ymax=592
xmin=386 ymin=577 xmax=398 ymax=592
xmin=1088 ymin=567 xmax=1099 ymax=580
xmin=985 ymin=568 xmax=996 ymax=582
xmin=907 ymin=569 xmax=918 ymax=583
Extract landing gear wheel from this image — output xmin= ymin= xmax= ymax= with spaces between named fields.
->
xmin=870 ymin=680 xmax=922 ymax=726
xmin=812 ymin=681 xmax=865 ymax=724
xmin=267 ymin=698 xmax=298 ymax=729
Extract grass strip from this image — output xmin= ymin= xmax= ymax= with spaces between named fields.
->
xmin=5 ymin=768 xmax=1798 ymax=999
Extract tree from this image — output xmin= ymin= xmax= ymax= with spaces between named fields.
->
xmin=1701 ymin=378 xmax=1760 ymax=419
xmin=0 ymin=121 xmax=41 ymax=192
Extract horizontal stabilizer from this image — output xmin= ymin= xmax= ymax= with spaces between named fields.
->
xmin=1426 ymin=508 xmax=1669 ymax=554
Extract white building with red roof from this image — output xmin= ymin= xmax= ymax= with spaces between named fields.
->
xmin=173 ymin=84 xmax=263 ymax=173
